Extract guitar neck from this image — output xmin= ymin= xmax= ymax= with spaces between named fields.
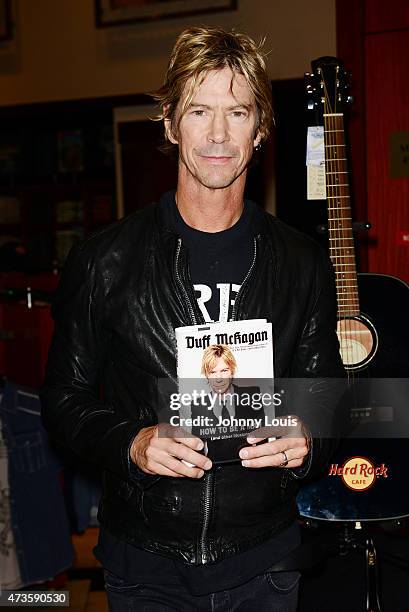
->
xmin=324 ymin=113 xmax=360 ymax=317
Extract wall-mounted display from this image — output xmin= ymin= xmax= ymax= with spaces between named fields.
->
xmin=95 ymin=0 xmax=237 ymax=27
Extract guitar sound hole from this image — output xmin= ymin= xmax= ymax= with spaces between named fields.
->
xmin=337 ymin=316 xmax=377 ymax=369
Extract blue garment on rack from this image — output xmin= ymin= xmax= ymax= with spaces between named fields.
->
xmin=64 ymin=467 xmax=101 ymax=533
xmin=0 ymin=381 xmax=74 ymax=586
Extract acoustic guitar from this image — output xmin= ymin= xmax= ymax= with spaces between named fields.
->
xmin=297 ymin=56 xmax=409 ymax=522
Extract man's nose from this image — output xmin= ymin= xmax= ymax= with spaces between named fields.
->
xmin=207 ymin=113 xmax=229 ymax=144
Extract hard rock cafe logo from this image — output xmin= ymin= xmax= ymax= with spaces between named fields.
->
xmin=328 ymin=456 xmax=388 ymax=491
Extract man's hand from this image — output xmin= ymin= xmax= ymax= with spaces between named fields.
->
xmin=130 ymin=424 xmax=212 ymax=478
xmin=238 ymin=419 xmax=311 ymax=469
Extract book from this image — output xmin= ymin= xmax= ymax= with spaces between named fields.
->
xmin=173 ymin=319 xmax=276 ymax=463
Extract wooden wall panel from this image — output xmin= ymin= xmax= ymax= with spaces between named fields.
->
xmin=365 ymin=30 xmax=409 ymax=282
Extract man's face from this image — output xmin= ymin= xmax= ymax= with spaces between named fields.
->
xmin=165 ymin=67 xmax=261 ymax=191
xmin=207 ymin=356 xmax=233 ymax=394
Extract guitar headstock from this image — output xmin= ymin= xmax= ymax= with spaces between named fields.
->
xmin=305 ymin=56 xmax=352 ymax=118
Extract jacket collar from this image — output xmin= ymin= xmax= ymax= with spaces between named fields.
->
xmin=154 ymin=189 xmax=272 ymax=239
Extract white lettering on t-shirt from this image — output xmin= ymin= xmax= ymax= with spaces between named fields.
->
xmin=193 ymin=283 xmax=241 ymax=323
xmin=194 ymin=284 xmax=214 ymax=322
xmin=217 ymin=283 xmax=241 ymax=322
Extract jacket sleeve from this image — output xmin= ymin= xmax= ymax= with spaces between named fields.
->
xmin=288 ymin=248 xmax=347 ymax=480
xmin=40 ymin=243 xmax=150 ymax=484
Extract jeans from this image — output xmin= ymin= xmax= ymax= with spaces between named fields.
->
xmin=104 ymin=568 xmax=300 ymax=612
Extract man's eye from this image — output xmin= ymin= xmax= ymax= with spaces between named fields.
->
xmin=192 ymin=110 xmax=205 ymax=116
xmin=231 ymin=111 xmax=246 ymax=118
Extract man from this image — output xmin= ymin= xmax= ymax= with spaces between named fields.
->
xmin=41 ymin=27 xmax=344 ymax=611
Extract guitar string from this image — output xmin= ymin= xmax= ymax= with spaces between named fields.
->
xmin=336 ymin=112 xmax=352 ymax=369
xmin=335 ymin=78 xmax=357 ymax=379
xmin=323 ymin=69 xmax=355 ymax=372
xmin=329 ymin=75 xmax=347 ymax=365
xmin=339 ymin=111 xmax=354 ymax=371
xmin=322 ymin=67 xmax=363 ymax=438
xmin=335 ymin=74 xmax=355 ymax=371
xmin=334 ymin=108 xmax=352 ymax=369
xmin=323 ymin=73 xmax=351 ymax=370
xmin=322 ymin=77 xmax=340 ymax=361
xmin=340 ymin=109 xmax=358 ymax=374
xmin=324 ymin=66 xmax=371 ymax=429
xmin=333 ymin=72 xmax=353 ymax=370
xmin=339 ymin=73 xmax=359 ymax=368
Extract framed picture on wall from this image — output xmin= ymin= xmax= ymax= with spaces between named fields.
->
xmin=95 ymin=0 xmax=237 ymax=27
xmin=0 ymin=0 xmax=12 ymax=42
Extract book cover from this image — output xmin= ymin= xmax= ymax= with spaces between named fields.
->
xmin=172 ymin=319 xmax=277 ymax=463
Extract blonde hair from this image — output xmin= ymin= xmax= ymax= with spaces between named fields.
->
xmin=201 ymin=344 xmax=237 ymax=377
xmin=151 ymin=26 xmax=273 ymax=147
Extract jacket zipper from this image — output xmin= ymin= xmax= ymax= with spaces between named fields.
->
xmin=174 ymin=234 xmax=258 ymax=565
xmin=174 ymin=238 xmax=197 ymax=326
xmin=199 ymin=471 xmax=214 ymax=564
xmin=200 ymin=236 xmax=258 ymax=563
xmin=174 ymin=237 xmax=210 ymax=563
xmin=231 ymin=236 xmax=258 ymax=321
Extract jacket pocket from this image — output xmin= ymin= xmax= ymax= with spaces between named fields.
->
xmin=142 ymin=490 xmax=182 ymax=518
xmin=105 ymin=471 xmax=144 ymax=516
xmin=13 ymin=431 xmax=46 ymax=473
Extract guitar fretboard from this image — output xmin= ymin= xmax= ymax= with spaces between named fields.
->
xmin=324 ymin=113 xmax=360 ymax=317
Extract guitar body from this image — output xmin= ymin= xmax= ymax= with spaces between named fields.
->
xmin=357 ymin=273 xmax=409 ymax=377
xmin=297 ymin=273 xmax=409 ymax=521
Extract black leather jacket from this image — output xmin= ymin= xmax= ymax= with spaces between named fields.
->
xmin=41 ymin=192 xmax=344 ymax=565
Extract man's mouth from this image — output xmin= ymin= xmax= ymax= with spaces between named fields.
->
xmin=201 ymin=155 xmax=233 ymax=164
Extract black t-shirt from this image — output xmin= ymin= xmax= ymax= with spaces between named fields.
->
xmin=94 ymin=522 xmax=300 ymax=596
xmin=94 ymin=192 xmax=300 ymax=595
xmin=168 ymin=194 xmax=254 ymax=322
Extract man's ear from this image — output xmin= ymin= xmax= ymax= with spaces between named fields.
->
xmin=253 ymin=130 xmax=262 ymax=149
xmin=164 ymin=108 xmax=178 ymax=145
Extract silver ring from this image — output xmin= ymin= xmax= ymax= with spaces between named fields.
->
xmin=279 ymin=451 xmax=289 ymax=467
